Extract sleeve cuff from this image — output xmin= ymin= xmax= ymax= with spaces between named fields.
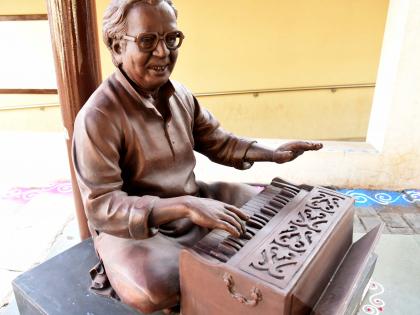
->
xmin=128 ymin=196 xmax=160 ymax=240
xmin=232 ymin=140 xmax=257 ymax=170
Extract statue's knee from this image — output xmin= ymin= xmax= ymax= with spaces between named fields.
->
xmin=109 ymin=272 xmax=179 ymax=314
xmin=208 ymin=181 xmax=260 ymax=207
xmin=99 ymin=235 xmax=181 ymax=314
xmin=122 ymin=291 xmax=159 ymax=314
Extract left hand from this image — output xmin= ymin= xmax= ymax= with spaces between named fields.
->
xmin=272 ymin=141 xmax=323 ymax=164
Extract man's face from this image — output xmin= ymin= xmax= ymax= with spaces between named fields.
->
xmin=117 ymin=2 xmax=178 ymax=93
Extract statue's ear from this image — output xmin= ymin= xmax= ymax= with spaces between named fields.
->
xmin=111 ymin=40 xmax=124 ymax=65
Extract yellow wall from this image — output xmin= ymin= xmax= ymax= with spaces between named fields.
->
xmin=201 ymin=88 xmax=373 ymax=140
xmin=0 ymin=94 xmax=61 ymax=132
xmin=0 ymin=1 xmax=46 ymax=14
xmin=0 ymin=0 xmax=388 ymax=140
xmin=0 ymin=106 xmax=62 ymax=132
xmin=174 ymin=0 xmax=388 ymax=139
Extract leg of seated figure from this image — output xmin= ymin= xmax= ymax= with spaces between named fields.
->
xmin=92 ymin=183 xmax=259 ymax=314
xmin=94 ymin=232 xmax=183 ymax=314
xmin=198 ymin=181 xmax=261 ymax=208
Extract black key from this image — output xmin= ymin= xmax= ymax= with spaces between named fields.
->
xmin=217 ymin=243 xmax=236 ymax=256
xmin=280 ymin=189 xmax=295 ymax=199
xmin=209 ymin=250 xmax=228 ymax=262
xmin=247 ymin=218 xmax=264 ymax=229
xmin=251 ymin=216 xmax=267 ymax=226
xmin=270 ymin=199 xmax=285 ymax=209
xmin=271 ymin=179 xmax=300 ymax=194
xmin=241 ymin=233 xmax=252 ymax=240
xmin=227 ymin=236 xmax=246 ymax=247
xmin=273 ymin=195 xmax=289 ymax=205
xmin=282 ymin=185 xmax=299 ymax=195
xmin=222 ymin=239 xmax=242 ymax=251
xmin=254 ymin=213 xmax=270 ymax=223
xmin=245 ymin=227 xmax=256 ymax=236
xmin=261 ymin=206 xmax=276 ymax=217
xmin=264 ymin=204 xmax=280 ymax=213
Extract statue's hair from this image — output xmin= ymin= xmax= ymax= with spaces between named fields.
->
xmin=103 ymin=0 xmax=178 ymax=66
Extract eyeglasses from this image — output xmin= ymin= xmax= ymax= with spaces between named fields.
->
xmin=122 ymin=31 xmax=185 ymax=52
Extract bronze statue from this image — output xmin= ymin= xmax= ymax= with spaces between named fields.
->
xmin=72 ymin=0 xmax=322 ymax=313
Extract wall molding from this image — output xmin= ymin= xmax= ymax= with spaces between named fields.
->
xmin=0 ymin=89 xmax=57 ymax=94
xmin=195 ymin=83 xmax=375 ymax=98
xmin=0 ymin=14 xmax=48 ymax=21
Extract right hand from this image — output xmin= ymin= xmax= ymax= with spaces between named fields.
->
xmin=272 ymin=141 xmax=323 ymax=163
xmin=182 ymin=196 xmax=249 ymax=237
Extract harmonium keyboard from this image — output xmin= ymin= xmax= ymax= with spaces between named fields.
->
xmin=180 ymin=177 xmax=382 ymax=315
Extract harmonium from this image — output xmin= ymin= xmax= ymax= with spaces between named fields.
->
xmin=180 ymin=177 xmax=382 ymax=315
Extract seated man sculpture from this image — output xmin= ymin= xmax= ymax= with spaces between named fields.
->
xmin=72 ymin=0 xmax=322 ymax=313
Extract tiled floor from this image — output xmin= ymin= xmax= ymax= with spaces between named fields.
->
xmin=0 ymin=132 xmax=77 ymax=312
xmin=0 ymin=192 xmax=79 ymax=310
xmin=349 ymin=233 xmax=420 ymax=315
xmin=341 ymin=188 xmax=420 ymax=235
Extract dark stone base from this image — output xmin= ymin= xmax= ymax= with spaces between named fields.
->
xmin=12 ymin=239 xmax=164 ymax=315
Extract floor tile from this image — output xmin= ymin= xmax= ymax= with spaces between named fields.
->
xmin=363 ymin=234 xmax=420 ymax=314
xmin=403 ymin=213 xmax=420 ymax=233
xmin=0 ymin=270 xmax=20 ymax=308
xmin=0 ymin=194 xmax=74 ymax=271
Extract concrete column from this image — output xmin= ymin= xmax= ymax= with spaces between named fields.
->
xmin=367 ymin=0 xmax=411 ymax=151
xmin=366 ymin=0 xmax=420 ymax=185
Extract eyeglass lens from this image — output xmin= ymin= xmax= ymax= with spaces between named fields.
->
xmin=138 ymin=32 xmax=183 ymax=51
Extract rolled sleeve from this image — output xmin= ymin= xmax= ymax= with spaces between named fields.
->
xmin=129 ymin=196 xmax=159 ymax=239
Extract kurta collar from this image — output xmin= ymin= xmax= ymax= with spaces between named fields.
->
xmin=114 ymin=67 xmax=175 ymax=111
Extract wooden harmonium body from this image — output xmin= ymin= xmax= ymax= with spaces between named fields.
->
xmin=180 ymin=177 xmax=382 ymax=315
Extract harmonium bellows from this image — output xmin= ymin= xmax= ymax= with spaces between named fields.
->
xmin=180 ymin=177 xmax=382 ymax=315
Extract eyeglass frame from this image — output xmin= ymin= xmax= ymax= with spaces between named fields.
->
xmin=122 ymin=30 xmax=185 ymax=52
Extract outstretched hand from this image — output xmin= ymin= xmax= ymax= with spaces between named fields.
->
xmin=272 ymin=141 xmax=323 ymax=164
xmin=183 ymin=196 xmax=248 ymax=237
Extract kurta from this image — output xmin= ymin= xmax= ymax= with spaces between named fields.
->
xmin=72 ymin=68 xmax=256 ymax=240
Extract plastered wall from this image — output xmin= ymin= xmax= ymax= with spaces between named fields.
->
xmin=0 ymin=0 xmax=46 ymax=14
xmin=194 ymin=0 xmax=420 ymax=190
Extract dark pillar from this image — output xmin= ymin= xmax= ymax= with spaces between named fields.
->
xmin=47 ymin=0 xmax=102 ymax=239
